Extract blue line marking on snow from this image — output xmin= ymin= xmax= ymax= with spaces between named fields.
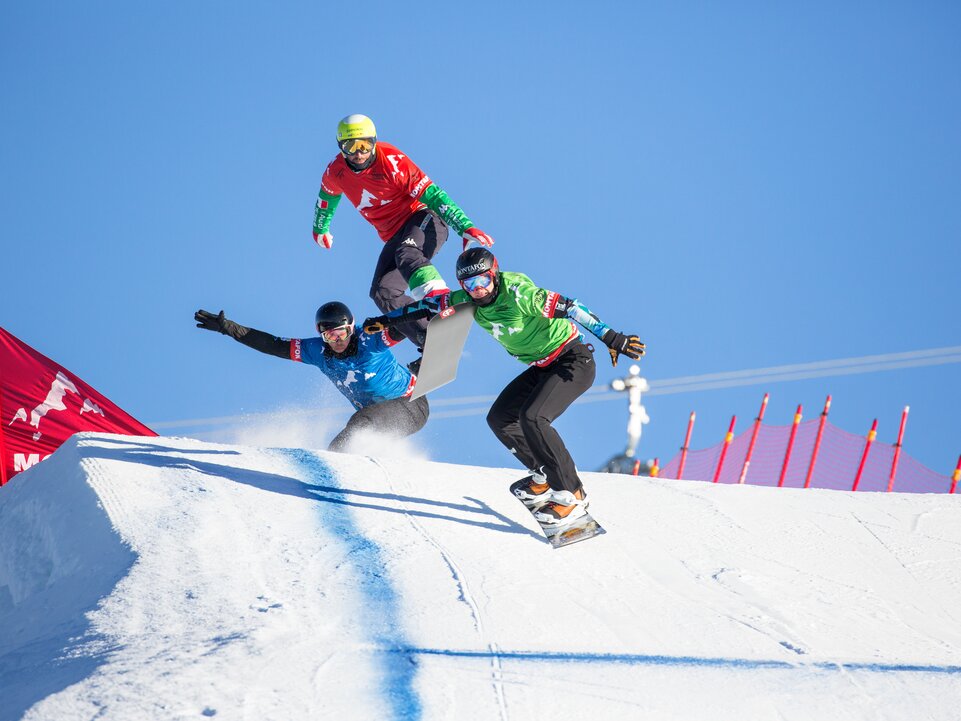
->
xmin=393 ymin=648 xmax=961 ymax=675
xmin=279 ymin=449 xmax=421 ymax=720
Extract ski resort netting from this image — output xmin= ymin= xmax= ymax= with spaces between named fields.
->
xmin=659 ymin=417 xmax=957 ymax=493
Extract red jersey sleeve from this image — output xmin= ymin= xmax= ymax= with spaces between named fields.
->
xmin=320 ymin=160 xmax=343 ymax=196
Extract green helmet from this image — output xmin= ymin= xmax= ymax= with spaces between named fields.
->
xmin=336 ymin=114 xmax=377 ymax=143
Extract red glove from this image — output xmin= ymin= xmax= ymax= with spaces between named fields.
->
xmin=462 ymin=226 xmax=494 ymax=251
xmin=313 ymin=232 xmax=333 ymax=249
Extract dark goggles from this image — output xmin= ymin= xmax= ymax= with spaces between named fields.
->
xmin=338 ymin=137 xmax=375 ymax=155
xmin=460 ymin=272 xmax=495 ymax=292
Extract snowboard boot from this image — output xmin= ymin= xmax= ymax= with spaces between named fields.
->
xmin=510 ymin=468 xmax=552 ymax=508
xmin=532 ymin=487 xmax=589 ymax=526
xmin=407 ymin=356 xmax=422 ymax=376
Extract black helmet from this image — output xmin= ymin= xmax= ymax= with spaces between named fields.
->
xmin=315 ymin=301 xmax=354 ymax=334
xmin=455 ymin=248 xmax=500 ymax=306
xmin=455 ymin=247 xmax=497 ymax=281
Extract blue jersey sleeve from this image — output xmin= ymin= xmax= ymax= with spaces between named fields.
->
xmin=552 ymin=296 xmax=612 ymax=340
xmin=295 ymin=337 xmax=329 ymax=367
xmin=366 ymin=328 xmax=404 ymax=351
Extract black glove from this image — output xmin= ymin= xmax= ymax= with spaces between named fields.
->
xmin=421 ymin=291 xmax=455 ymax=319
xmin=362 ymin=315 xmax=390 ymax=334
xmin=601 ymin=329 xmax=646 ymax=367
xmin=195 ymin=309 xmax=236 ymax=335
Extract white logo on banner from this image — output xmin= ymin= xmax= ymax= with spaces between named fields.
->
xmin=14 ymin=453 xmax=49 ymax=472
xmin=8 ymin=370 xmax=104 ymax=441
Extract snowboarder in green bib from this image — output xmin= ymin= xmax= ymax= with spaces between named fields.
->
xmin=364 ymin=247 xmax=645 ymax=526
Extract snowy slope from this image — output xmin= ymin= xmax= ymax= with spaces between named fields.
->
xmin=1 ymin=433 xmax=960 ymax=721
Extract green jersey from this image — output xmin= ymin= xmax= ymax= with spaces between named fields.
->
xmin=450 ymin=271 xmax=581 ymax=366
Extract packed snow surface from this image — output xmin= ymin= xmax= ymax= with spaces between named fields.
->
xmin=1 ymin=433 xmax=960 ymax=720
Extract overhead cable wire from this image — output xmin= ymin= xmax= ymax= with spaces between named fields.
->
xmin=150 ymin=345 xmax=961 ymax=431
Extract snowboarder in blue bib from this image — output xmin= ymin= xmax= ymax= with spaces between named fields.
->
xmin=194 ymin=302 xmax=428 ymax=452
xmin=364 ymin=248 xmax=645 ymax=526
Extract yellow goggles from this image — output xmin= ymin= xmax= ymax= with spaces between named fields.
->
xmin=321 ymin=325 xmax=353 ymax=343
xmin=339 ymin=137 xmax=375 ymax=155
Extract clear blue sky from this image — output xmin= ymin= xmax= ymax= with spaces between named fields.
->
xmin=3 ymin=2 xmax=959 ymax=479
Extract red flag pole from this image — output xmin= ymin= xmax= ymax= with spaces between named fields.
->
xmin=677 ymin=411 xmax=696 ymax=480
xmin=632 ymin=459 xmax=640 ymax=476
xmin=852 ymin=419 xmax=878 ymax=492
xmin=0 ymin=364 xmax=12 ymax=486
xmin=777 ymin=405 xmax=803 ymax=488
xmin=0 ymin=381 xmax=8 ymax=486
xmin=886 ymin=406 xmax=909 ymax=493
xmin=738 ymin=393 xmax=769 ymax=485
xmin=713 ymin=415 xmax=737 ymax=484
xmin=803 ymin=395 xmax=831 ymax=489
xmin=950 ymin=455 xmax=961 ymax=494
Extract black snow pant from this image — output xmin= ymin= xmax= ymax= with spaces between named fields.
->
xmin=369 ymin=210 xmax=449 ymax=348
xmin=328 ymin=395 xmax=430 ymax=453
xmin=486 ymin=342 xmax=597 ymax=494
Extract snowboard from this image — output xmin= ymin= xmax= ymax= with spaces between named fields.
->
xmin=509 ymin=481 xmax=605 ymax=549
xmin=410 ymin=303 xmax=476 ymax=400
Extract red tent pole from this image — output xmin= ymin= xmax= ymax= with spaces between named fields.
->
xmin=950 ymin=455 xmax=961 ymax=495
xmin=713 ymin=415 xmax=737 ymax=483
xmin=804 ymin=395 xmax=832 ymax=489
xmin=886 ymin=406 xmax=909 ymax=493
xmin=738 ymin=393 xmax=769 ymax=485
xmin=676 ymin=412 xmax=696 ymax=479
xmin=852 ymin=419 xmax=878 ymax=492
xmin=778 ymin=405 xmax=803 ymax=488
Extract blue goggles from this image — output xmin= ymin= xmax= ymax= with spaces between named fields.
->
xmin=460 ymin=272 xmax=494 ymax=292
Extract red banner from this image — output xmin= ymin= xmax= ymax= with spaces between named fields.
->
xmin=0 ymin=327 xmax=156 ymax=484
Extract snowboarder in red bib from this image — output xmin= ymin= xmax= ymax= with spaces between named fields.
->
xmin=313 ymin=114 xmax=493 ymax=350
xmin=364 ymin=248 xmax=645 ymax=527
